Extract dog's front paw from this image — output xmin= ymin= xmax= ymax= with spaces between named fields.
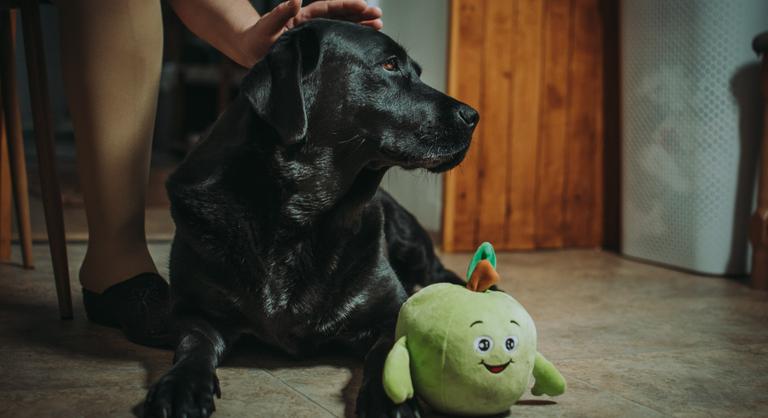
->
xmin=143 ymin=366 xmax=221 ymax=418
xmin=356 ymin=379 xmax=421 ymax=418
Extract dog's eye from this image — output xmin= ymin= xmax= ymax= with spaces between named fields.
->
xmin=382 ymin=57 xmax=399 ymax=72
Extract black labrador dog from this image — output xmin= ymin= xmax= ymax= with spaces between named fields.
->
xmin=143 ymin=19 xmax=478 ymax=418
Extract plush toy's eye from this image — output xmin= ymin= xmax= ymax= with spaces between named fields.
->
xmin=504 ymin=336 xmax=518 ymax=352
xmin=474 ymin=336 xmax=493 ymax=354
xmin=382 ymin=57 xmax=399 ymax=72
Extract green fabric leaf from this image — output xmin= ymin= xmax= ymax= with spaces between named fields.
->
xmin=466 ymin=242 xmax=497 ymax=280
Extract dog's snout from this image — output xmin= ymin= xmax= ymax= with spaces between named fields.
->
xmin=456 ymin=105 xmax=479 ymax=128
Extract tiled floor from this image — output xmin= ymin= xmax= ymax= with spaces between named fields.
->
xmin=1 ymin=244 xmax=767 ymax=417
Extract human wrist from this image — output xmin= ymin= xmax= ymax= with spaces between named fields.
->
xmin=232 ymin=16 xmax=262 ymax=68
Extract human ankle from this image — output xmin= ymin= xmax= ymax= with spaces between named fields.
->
xmin=79 ymin=247 xmax=158 ymax=293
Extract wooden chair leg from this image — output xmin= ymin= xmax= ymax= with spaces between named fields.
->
xmin=750 ymin=32 xmax=768 ymax=290
xmin=19 ymin=3 xmax=72 ymax=318
xmin=0 ymin=10 xmax=33 ymax=269
xmin=0 ymin=91 xmax=10 ymax=262
xmin=217 ymin=58 xmax=234 ymax=113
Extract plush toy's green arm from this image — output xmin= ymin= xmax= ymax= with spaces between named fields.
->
xmin=531 ymin=352 xmax=566 ymax=397
xmin=382 ymin=336 xmax=414 ymax=404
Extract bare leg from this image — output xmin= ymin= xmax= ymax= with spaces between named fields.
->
xmin=56 ymin=0 xmax=171 ymax=346
xmin=57 ymin=0 xmax=162 ymax=293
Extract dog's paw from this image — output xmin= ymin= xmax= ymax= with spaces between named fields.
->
xmin=390 ymin=399 xmax=422 ymax=418
xmin=356 ymin=380 xmax=421 ymax=418
xmin=143 ymin=366 xmax=221 ymax=418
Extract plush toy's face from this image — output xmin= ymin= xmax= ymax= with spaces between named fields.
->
xmin=448 ymin=294 xmax=533 ymax=379
xmin=395 ymin=283 xmax=538 ymax=416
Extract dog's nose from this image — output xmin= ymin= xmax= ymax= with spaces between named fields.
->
xmin=457 ymin=105 xmax=479 ymax=128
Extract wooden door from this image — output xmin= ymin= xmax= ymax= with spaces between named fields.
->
xmin=443 ymin=0 xmax=614 ymax=251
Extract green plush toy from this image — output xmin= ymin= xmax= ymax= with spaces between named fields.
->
xmin=382 ymin=242 xmax=566 ymax=416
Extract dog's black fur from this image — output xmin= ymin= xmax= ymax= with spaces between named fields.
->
xmin=143 ymin=20 xmax=478 ymax=418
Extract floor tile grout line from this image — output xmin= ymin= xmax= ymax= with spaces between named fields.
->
xmin=552 ymin=342 xmax=768 ymax=363
xmin=564 ymin=374 xmax=672 ymax=417
xmin=0 ymin=383 xmax=151 ymax=395
xmin=259 ymin=368 xmax=340 ymax=418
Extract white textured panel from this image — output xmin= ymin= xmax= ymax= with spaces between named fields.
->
xmin=379 ymin=0 xmax=448 ymax=232
xmin=621 ymin=0 xmax=768 ymax=274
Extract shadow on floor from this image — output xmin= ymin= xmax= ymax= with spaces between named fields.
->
xmin=0 ymin=288 xmax=373 ymax=417
xmin=226 ymin=337 xmax=364 ymax=418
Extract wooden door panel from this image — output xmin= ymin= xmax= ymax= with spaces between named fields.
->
xmin=443 ymin=0 xmax=486 ymax=252
xmin=476 ymin=0 xmax=514 ymax=245
xmin=534 ymin=0 xmax=571 ymax=248
xmin=443 ymin=0 xmax=608 ymax=251
xmin=506 ymin=0 xmax=544 ymax=250
xmin=564 ymin=0 xmax=604 ymax=247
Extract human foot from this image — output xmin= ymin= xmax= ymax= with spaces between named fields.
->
xmin=82 ymin=272 xmax=173 ymax=347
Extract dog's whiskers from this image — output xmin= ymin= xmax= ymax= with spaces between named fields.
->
xmin=338 ymin=134 xmax=361 ymax=144
xmin=352 ymin=136 xmax=367 ymax=153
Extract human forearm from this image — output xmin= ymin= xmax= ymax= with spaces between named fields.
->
xmin=167 ymin=0 xmax=264 ymax=67
xmin=169 ymin=0 xmax=383 ymax=68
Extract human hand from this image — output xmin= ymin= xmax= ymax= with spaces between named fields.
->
xmin=242 ymin=0 xmax=383 ymax=67
xmin=285 ymin=0 xmax=383 ymax=30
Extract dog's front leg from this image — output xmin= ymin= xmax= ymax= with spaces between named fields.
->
xmin=357 ymin=328 xmax=421 ymax=418
xmin=143 ymin=318 xmax=239 ymax=418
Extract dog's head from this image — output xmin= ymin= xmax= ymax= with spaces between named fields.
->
xmin=241 ymin=19 xmax=478 ymax=173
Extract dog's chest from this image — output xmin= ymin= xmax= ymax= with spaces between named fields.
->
xmin=236 ymin=251 xmax=397 ymax=355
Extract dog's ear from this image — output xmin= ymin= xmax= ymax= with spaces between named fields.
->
xmin=241 ymin=27 xmax=320 ymax=146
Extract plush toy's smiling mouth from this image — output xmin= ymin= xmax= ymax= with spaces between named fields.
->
xmin=480 ymin=360 xmax=512 ymax=374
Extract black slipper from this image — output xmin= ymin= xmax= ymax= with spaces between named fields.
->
xmin=82 ymin=272 xmax=173 ymax=348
